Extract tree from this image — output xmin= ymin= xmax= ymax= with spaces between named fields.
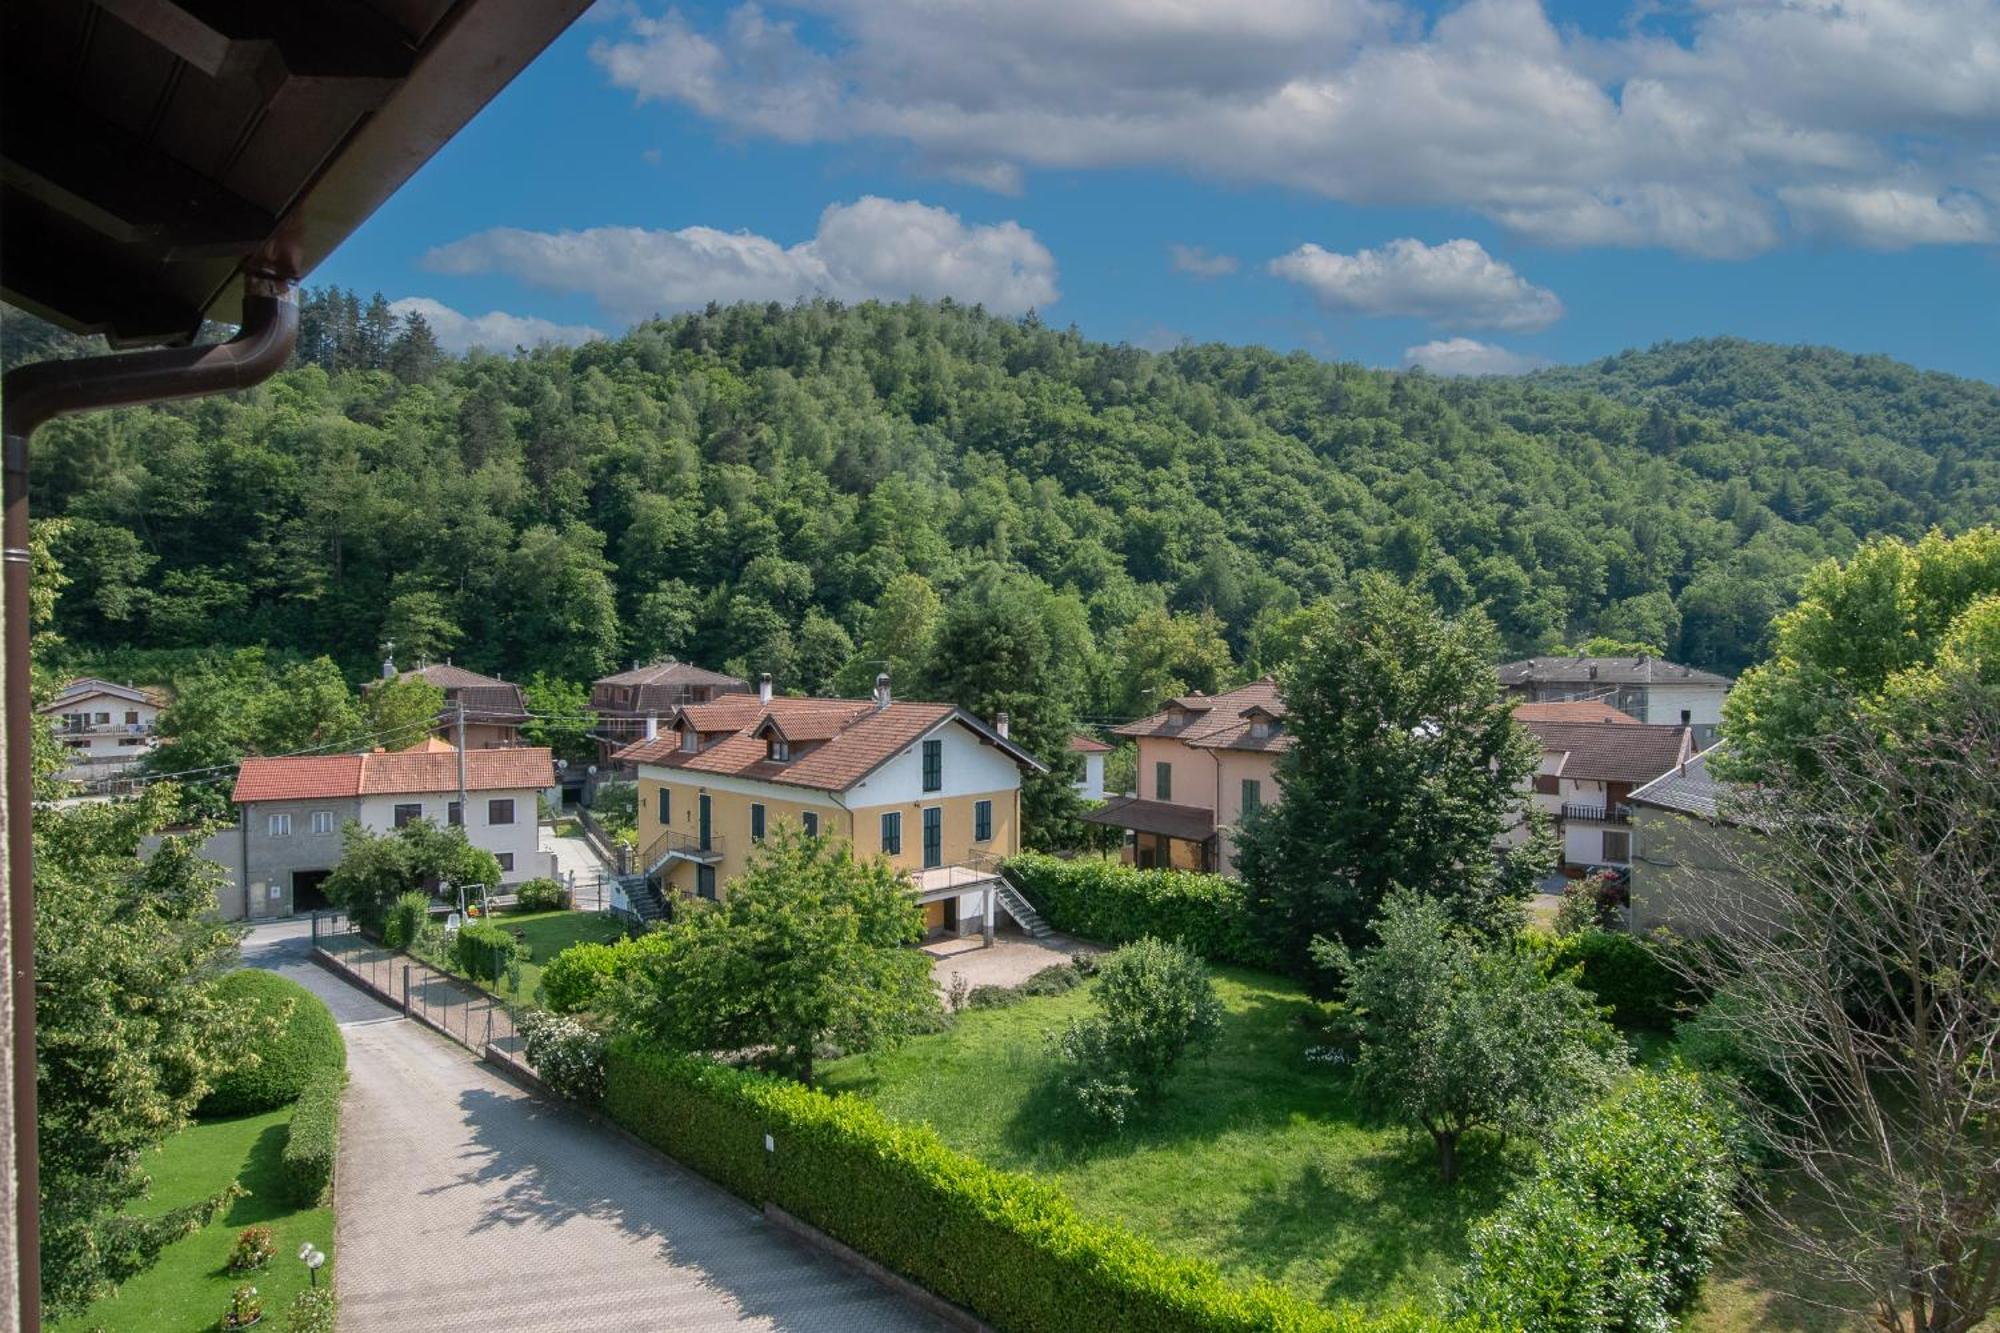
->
xmin=1053 ymin=938 xmax=1222 ymax=1128
xmin=363 ymin=675 xmax=445 ymax=748
xmin=35 ymin=787 xmax=258 ymax=1315
xmin=1721 ymin=527 xmax=2000 ymax=787
xmin=614 ymin=828 xmax=937 ymax=1085
xmin=387 ymin=309 xmax=443 ymax=384
xmin=1107 ymin=606 xmax=1239 ymax=717
xmin=1669 ymin=686 xmax=2000 ymax=1333
xmin=836 ymin=572 xmax=939 ymax=695
xmin=380 ymin=589 xmax=461 ymax=663
xmin=1319 ymin=892 xmax=1621 ymax=1182
xmin=1235 ymin=574 xmax=1553 ymax=982
xmin=521 ymin=673 xmax=596 ymax=765
xmin=324 ymin=819 xmax=500 ymax=932
xmin=499 ymin=524 xmax=621 ymax=682
xmin=792 ymin=608 xmax=855 ymax=696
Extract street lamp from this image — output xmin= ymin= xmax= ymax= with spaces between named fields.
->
xmin=298 ymin=1242 xmax=326 ymax=1288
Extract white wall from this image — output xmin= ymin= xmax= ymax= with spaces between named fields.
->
xmin=357 ymin=786 xmax=545 ymax=884
xmin=1639 ymin=684 xmax=1728 ymax=743
xmin=1074 ymin=752 xmax=1105 ymax=801
xmin=847 ymin=720 xmax=1023 ymax=807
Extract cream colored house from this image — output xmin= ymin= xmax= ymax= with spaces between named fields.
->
xmin=617 ymin=674 xmax=1045 ymax=937
xmin=1084 ymin=679 xmax=1286 ymax=875
xmin=39 ymin=677 xmax=166 ymax=784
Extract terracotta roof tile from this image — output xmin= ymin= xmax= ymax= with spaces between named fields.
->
xmin=597 ymin=660 xmax=749 ymax=689
xmin=1512 ymin=700 xmax=1641 ymax=724
xmin=1114 ymin=679 xmax=1288 ymax=751
xmin=1522 ymin=719 xmax=1693 ymax=785
xmin=1068 ymin=734 xmax=1113 ymax=754
xmin=233 ymin=747 xmax=553 ymax=803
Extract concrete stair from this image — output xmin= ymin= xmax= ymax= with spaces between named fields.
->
xmin=993 ymin=878 xmax=1053 ymax=940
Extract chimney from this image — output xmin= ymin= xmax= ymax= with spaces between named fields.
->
xmin=874 ymin=673 xmax=891 ymax=711
xmin=380 ymin=648 xmax=395 ymax=679
xmin=1587 ymin=665 xmax=1599 ymax=680
xmin=759 ymin=673 xmax=773 ymax=705
xmin=644 ymin=713 xmax=658 ymax=741
xmin=995 ymin=711 xmax=1010 ymax=739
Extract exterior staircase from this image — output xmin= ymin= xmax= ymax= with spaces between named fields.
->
xmin=614 ymin=872 xmax=670 ymax=925
xmin=992 ymin=876 xmax=1053 ymax=940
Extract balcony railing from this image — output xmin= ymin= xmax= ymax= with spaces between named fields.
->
xmin=1560 ymin=802 xmax=1632 ymax=825
xmin=641 ymin=827 xmax=725 ymax=873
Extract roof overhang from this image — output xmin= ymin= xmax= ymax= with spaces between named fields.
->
xmin=2 ymin=0 xmax=592 ymax=346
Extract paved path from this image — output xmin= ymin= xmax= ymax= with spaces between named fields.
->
xmin=924 ymin=930 xmax=1093 ymax=991
xmin=245 ymin=924 xmax=944 ymax=1332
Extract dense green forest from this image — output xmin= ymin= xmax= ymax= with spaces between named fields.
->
xmin=15 ymin=296 xmax=1999 ymax=711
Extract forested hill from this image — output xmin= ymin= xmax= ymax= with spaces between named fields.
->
xmin=17 ymin=297 xmax=1999 ymax=704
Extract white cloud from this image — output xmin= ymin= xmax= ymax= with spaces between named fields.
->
xmin=589 ymin=0 xmax=2000 ymax=256
xmin=423 ymin=197 xmax=1058 ymax=323
xmin=1269 ymin=237 xmax=1563 ymax=330
xmin=388 ymin=298 xmax=604 ymax=353
xmin=1778 ymin=185 xmax=1995 ymax=249
xmin=1401 ymin=337 xmax=1544 ymax=376
xmin=1168 ymin=244 xmax=1240 ymax=278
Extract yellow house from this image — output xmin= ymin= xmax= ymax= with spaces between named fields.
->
xmin=616 ymin=674 xmax=1046 ymax=937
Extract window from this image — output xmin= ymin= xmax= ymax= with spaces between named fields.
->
xmin=767 ymin=737 xmax=790 ymax=762
xmin=921 ymin=738 xmax=943 ymax=792
xmin=1602 ymin=830 xmax=1632 ymax=863
xmin=657 ymin=787 xmax=670 ymax=824
xmin=1680 ymin=708 xmax=1692 ymax=726
xmin=496 ymin=852 xmax=515 ymax=872
xmin=94 ymin=712 xmax=110 ymax=725
xmin=266 ymin=813 xmax=291 ymax=837
xmin=310 ymin=810 xmax=334 ymax=835
xmin=1532 ymin=773 xmax=1560 ymax=795
xmin=124 ymin=710 xmax=139 ymax=725
xmin=488 ymin=798 xmax=515 ymax=825
xmin=393 ymin=803 xmax=421 ymax=828
xmin=880 ymin=810 xmax=902 ymax=855
xmin=974 ymin=799 xmax=993 ymax=842
xmin=1240 ymin=779 xmax=1261 ymax=815
xmin=680 ymin=728 xmax=698 ymax=753
xmin=696 ymin=865 xmax=717 ymax=899
xmin=802 ymin=811 xmax=820 ymax=838
xmin=922 ymin=806 xmax=942 ymax=869
xmin=1155 ymin=761 xmax=1173 ymax=802
xmin=447 ymin=800 xmax=463 ymax=826
xmin=751 ymin=803 xmax=766 ymax=842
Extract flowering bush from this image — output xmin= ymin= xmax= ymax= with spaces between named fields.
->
xmin=225 ymin=1226 xmax=275 ymax=1275
xmin=282 ymin=1287 xmax=336 ymax=1333
xmin=513 ymin=877 xmax=570 ymax=912
xmin=220 ymin=1283 xmax=262 ymax=1330
xmin=518 ymin=1009 xmax=608 ymax=1106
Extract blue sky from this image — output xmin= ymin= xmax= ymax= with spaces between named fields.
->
xmin=321 ymin=0 xmax=2000 ymax=381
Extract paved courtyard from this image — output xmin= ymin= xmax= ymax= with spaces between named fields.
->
xmin=247 ymin=924 xmax=945 ymax=1332
xmin=924 ymin=930 xmax=1094 ymax=991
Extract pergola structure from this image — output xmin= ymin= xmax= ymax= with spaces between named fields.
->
xmin=0 ymin=2 xmax=590 ymax=1325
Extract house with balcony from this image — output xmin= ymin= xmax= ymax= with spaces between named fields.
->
xmin=616 ymin=673 xmax=1045 ymax=938
xmin=1083 ymin=679 xmax=1287 ymax=875
xmin=1514 ymin=704 xmax=1695 ymax=876
xmin=591 ymin=659 xmax=751 ymax=767
xmin=38 ymin=677 xmax=167 ymax=784
xmin=1498 ymin=655 xmax=1732 ymax=746
xmin=208 ymin=742 xmax=557 ymax=920
xmin=374 ymin=660 xmax=529 ymax=748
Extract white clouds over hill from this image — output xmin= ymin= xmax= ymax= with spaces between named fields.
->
xmin=1269 ymin=237 xmax=1562 ymax=331
xmin=388 ymin=298 xmax=604 ymax=353
xmin=424 ymin=197 xmax=1058 ymax=323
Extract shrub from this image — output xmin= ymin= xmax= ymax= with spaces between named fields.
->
xmin=221 ymin=1283 xmax=263 ymax=1331
xmin=381 ymin=891 xmax=431 ymax=950
xmin=453 ymin=919 xmax=527 ymax=983
xmin=963 ymin=985 xmax=1025 ymax=1011
xmin=539 ymin=940 xmax=626 ymax=1014
xmin=1019 ymin=960 xmax=1092 ymax=997
xmin=281 ymin=1070 xmax=344 ymax=1206
xmin=225 ymin=1226 xmax=274 ymax=1275
xmin=1054 ymin=938 xmax=1223 ymax=1127
xmin=603 ymin=1040 xmax=1441 ymax=1333
xmin=1001 ymin=853 xmax=1271 ymax=969
xmin=200 ymin=971 xmax=347 ymax=1116
xmin=518 ymin=1009 xmax=608 ymax=1106
xmin=1455 ymin=1068 xmax=1739 ymax=1328
xmin=1052 ymin=1018 xmax=1140 ymax=1129
xmin=514 ymin=877 xmax=569 ymax=913
xmin=282 ymin=1287 xmax=337 ymax=1333
xmin=1543 ymin=928 xmax=1685 ymax=1030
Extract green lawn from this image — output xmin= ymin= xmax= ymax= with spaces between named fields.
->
xmin=52 ymin=1106 xmax=335 ymax=1333
xmin=820 ymin=966 xmax=1524 ymax=1313
xmin=484 ymin=908 xmax=629 ymax=1006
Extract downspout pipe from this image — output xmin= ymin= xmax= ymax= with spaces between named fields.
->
xmin=2 ymin=275 xmax=297 ymax=1330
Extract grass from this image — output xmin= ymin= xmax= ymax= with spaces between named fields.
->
xmin=480 ymin=908 xmax=628 ymax=1006
xmin=51 ymin=1106 xmax=335 ymax=1333
xmin=820 ymin=965 xmax=1524 ymax=1313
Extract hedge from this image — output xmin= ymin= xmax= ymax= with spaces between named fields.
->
xmin=200 ymin=971 xmax=348 ymax=1116
xmin=1537 ymin=929 xmax=1686 ymax=1030
xmin=281 ymin=1070 xmax=345 ymax=1206
xmin=453 ymin=919 xmax=527 ymax=983
xmin=1001 ymin=854 xmax=1274 ymax=970
xmin=603 ymin=1040 xmax=1452 ymax=1333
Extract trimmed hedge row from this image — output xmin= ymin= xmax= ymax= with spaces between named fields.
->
xmin=1534 ymin=929 xmax=1687 ymax=1030
xmin=604 ymin=1040 xmax=1449 ymax=1333
xmin=281 ymin=1070 xmax=345 ymax=1206
xmin=200 ymin=971 xmax=348 ymax=1116
xmin=1001 ymin=854 xmax=1274 ymax=970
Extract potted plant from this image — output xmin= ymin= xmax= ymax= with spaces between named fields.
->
xmin=226 ymin=1226 xmax=275 ymax=1275
xmin=220 ymin=1283 xmax=263 ymax=1329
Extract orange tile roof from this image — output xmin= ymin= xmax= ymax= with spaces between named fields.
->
xmin=233 ymin=747 xmax=553 ymax=803
xmin=1512 ymin=700 xmax=1640 ymax=725
xmin=1521 ymin=720 xmax=1693 ymax=785
xmin=1068 ymin=734 xmax=1113 ymax=754
xmin=1113 ymin=679 xmax=1291 ymax=752
xmin=617 ymin=696 xmax=1044 ymax=792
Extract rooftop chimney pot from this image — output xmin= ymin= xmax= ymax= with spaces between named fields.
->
xmin=995 ymin=711 xmax=1010 ymax=739
xmin=874 ymin=673 xmax=891 ymax=711
xmin=759 ymin=673 xmax=773 ymax=705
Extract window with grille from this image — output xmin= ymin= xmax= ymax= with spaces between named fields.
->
xmin=393 ymin=804 xmax=421 ymax=828
xmin=922 ymin=739 xmax=943 ymax=792
xmin=881 ymin=811 xmax=902 ymax=854
xmin=488 ymin=798 xmax=515 ymax=825
xmin=974 ymin=799 xmax=992 ymax=842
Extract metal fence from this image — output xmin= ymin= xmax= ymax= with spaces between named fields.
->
xmin=310 ymin=910 xmax=528 ymax=1061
